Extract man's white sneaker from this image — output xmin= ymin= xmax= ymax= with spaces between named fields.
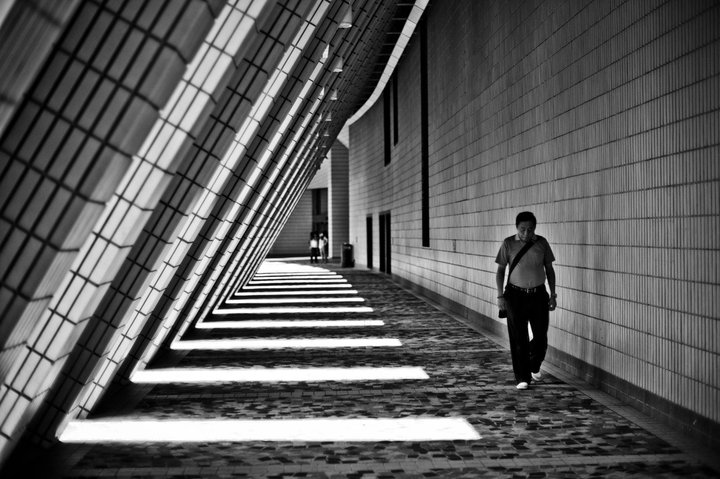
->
xmin=531 ymin=371 xmax=542 ymax=382
xmin=516 ymin=382 xmax=529 ymax=390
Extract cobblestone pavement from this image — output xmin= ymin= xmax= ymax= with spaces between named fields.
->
xmin=8 ymin=261 xmax=719 ymax=478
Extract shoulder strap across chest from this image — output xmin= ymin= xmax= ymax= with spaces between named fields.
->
xmin=507 ymin=240 xmax=535 ymax=279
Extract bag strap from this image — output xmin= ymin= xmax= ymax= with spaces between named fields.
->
xmin=507 ymin=239 xmax=535 ymax=283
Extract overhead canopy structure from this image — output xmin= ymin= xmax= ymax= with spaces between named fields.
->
xmin=0 ymin=0 xmax=424 ymax=468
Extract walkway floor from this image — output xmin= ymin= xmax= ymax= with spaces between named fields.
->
xmin=5 ymin=260 xmax=719 ymax=478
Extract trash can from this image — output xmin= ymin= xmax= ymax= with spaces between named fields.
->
xmin=341 ymin=243 xmax=354 ymax=267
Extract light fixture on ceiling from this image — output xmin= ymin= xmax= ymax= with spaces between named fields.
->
xmin=331 ymin=57 xmax=343 ymax=72
xmin=339 ymin=6 xmax=352 ymax=28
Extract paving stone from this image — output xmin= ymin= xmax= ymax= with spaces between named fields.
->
xmin=8 ymin=262 xmax=719 ymax=478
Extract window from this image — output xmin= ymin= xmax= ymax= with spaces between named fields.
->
xmin=420 ymin=16 xmax=429 ymax=247
xmin=383 ymin=87 xmax=391 ymax=166
xmin=311 ymin=188 xmax=327 ymax=235
xmin=379 ymin=212 xmax=391 ymax=274
xmin=366 ymin=216 xmax=373 ymax=269
xmin=392 ymin=71 xmax=399 ymax=145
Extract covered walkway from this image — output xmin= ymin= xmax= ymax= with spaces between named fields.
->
xmin=6 ymin=261 xmax=718 ymax=478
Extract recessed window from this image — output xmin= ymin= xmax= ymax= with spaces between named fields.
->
xmin=420 ymin=17 xmax=429 ymax=247
xmin=383 ymin=87 xmax=391 ymax=166
xmin=392 ymin=71 xmax=399 ymax=145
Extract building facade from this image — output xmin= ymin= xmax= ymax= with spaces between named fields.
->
xmin=348 ymin=0 xmax=720 ymax=444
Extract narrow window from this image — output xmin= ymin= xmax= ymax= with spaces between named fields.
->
xmin=383 ymin=86 xmax=391 ymax=166
xmin=379 ymin=214 xmax=386 ymax=272
xmin=392 ymin=71 xmax=399 ymax=145
xmin=379 ymin=212 xmax=391 ymax=274
xmin=366 ymin=216 xmax=373 ymax=269
xmin=420 ymin=16 xmax=430 ymax=247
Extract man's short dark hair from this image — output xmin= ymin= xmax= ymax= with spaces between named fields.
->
xmin=516 ymin=211 xmax=537 ymax=227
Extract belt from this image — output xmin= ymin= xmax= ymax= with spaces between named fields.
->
xmin=507 ymin=283 xmax=545 ymax=294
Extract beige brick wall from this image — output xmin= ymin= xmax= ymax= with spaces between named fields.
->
xmin=349 ymin=0 xmax=720 ymax=438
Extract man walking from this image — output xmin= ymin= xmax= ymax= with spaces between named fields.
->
xmin=495 ymin=211 xmax=557 ymax=390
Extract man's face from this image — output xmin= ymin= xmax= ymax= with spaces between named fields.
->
xmin=516 ymin=221 xmax=535 ymax=242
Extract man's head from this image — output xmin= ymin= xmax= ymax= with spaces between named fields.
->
xmin=515 ymin=211 xmax=537 ymax=242
xmin=515 ymin=211 xmax=537 ymax=227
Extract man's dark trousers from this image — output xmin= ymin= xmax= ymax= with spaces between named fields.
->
xmin=504 ymin=287 xmax=550 ymax=384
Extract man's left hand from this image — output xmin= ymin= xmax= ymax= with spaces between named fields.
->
xmin=548 ymin=296 xmax=557 ymax=311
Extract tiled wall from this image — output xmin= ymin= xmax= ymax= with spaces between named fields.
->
xmin=348 ymin=0 xmax=720 ymax=442
xmin=0 ymin=1 xmax=81 ymax=136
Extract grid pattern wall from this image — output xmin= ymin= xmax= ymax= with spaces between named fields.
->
xmin=0 ymin=0 xmax=80 ymax=137
xmin=221 ymin=132 xmax=325 ymax=298
xmin=0 ymin=0 xmax=219 ymax=460
xmin=203 ymin=121 xmax=325 ymax=315
xmin=82 ymin=0 xmax=314 ymax=398
xmin=348 ymin=35 xmax=424 ymax=268
xmin=186 ymin=144 xmax=319 ymax=334
xmin=349 ymin=100 xmax=388 ymax=268
xmin=130 ymin=1 xmax=335 ymax=364
xmin=152 ymin=0 xmax=396 ymax=336
xmin=60 ymin=0 xmax=278 ymax=427
xmin=27 ymin=0 xmax=303 ymax=439
xmin=348 ymin=0 xmax=720 ymax=434
xmin=109 ymin=0 xmax=358 ymax=381
xmin=125 ymin=0 xmax=318 ymax=367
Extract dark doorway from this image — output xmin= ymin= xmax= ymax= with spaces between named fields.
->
xmin=366 ymin=216 xmax=373 ymax=269
xmin=379 ymin=212 xmax=391 ymax=274
xmin=311 ymin=188 xmax=328 ymax=235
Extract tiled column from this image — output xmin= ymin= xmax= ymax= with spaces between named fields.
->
xmin=157 ymin=125 xmax=323 ymax=352
xmin=0 ymin=0 xmax=81 ymax=137
xmin=183 ymin=0 xmax=389 ymax=318
xmin=0 ymin=0 xmax=220 ymax=459
xmin=116 ymin=3 xmax=338 ymax=376
xmin=208 ymin=128 xmax=326 ymax=315
xmin=26 ymin=1 xmax=317 ymax=442
xmin=179 ymin=0 xmax=385 ymax=322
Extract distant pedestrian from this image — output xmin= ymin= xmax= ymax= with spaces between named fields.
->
xmin=319 ymin=233 xmax=328 ymax=263
xmin=495 ymin=211 xmax=557 ymax=390
xmin=309 ymin=232 xmax=319 ymax=263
